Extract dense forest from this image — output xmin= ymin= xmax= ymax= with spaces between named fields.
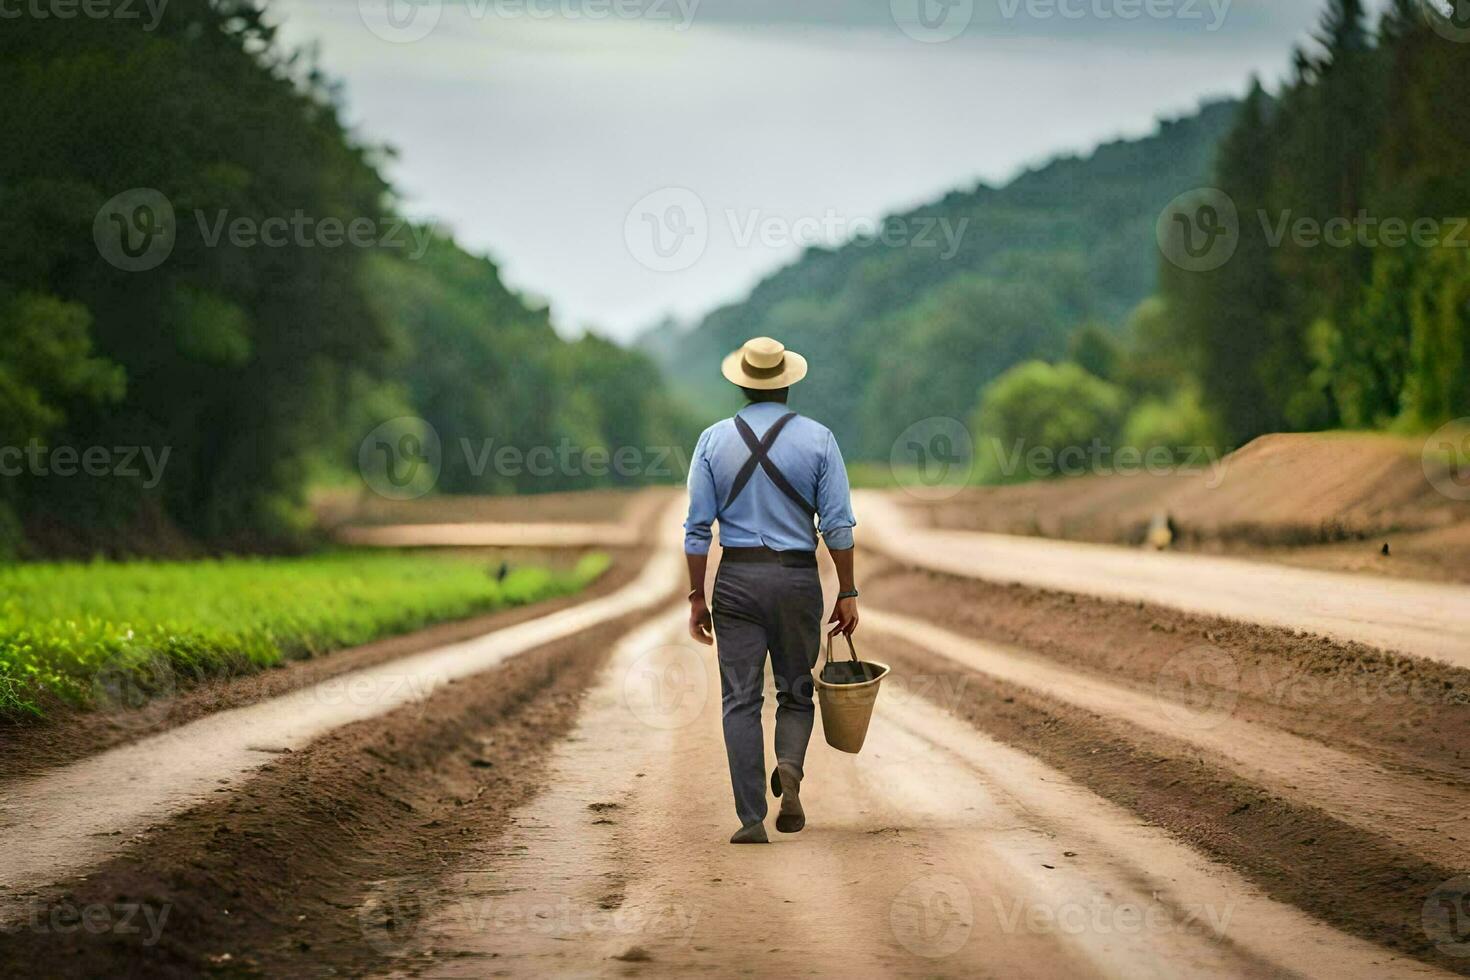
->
xmin=1159 ymin=0 xmax=1470 ymax=444
xmin=0 ymin=1 xmax=690 ymax=557
xmin=647 ymin=0 xmax=1470 ymax=474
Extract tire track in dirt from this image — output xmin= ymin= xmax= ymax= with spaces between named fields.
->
xmin=865 ymin=608 xmax=1470 ymax=870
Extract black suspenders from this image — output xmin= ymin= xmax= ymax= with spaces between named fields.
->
xmin=722 ymin=412 xmax=817 ymax=521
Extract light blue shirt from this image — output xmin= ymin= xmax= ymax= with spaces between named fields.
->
xmin=684 ymin=402 xmax=856 ymax=554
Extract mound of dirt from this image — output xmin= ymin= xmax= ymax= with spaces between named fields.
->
xmin=911 ymin=431 xmax=1469 ymax=551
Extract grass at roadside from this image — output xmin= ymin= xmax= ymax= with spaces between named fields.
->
xmin=0 ymin=550 xmax=610 ymax=721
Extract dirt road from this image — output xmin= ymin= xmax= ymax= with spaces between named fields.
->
xmin=858 ymin=491 xmax=1470 ymax=666
xmin=4 ymin=489 xmax=1465 ymax=977
xmin=373 ymin=610 xmax=1445 ymax=978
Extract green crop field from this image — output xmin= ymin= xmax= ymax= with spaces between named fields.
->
xmin=0 ymin=551 xmax=609 ymax=721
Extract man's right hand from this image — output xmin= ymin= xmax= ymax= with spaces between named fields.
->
xmin=689 ymin=594 xmax=714 ymax=645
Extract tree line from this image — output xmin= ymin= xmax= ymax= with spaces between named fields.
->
xmin=962 ymin=0 xmax=1469 ymax=480
xmin=0 ymin=1 xmax=690 ymax=557
xmin=1154 ymin=0 xmax=1469 ymax=444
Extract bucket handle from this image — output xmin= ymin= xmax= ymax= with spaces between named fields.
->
xmin=824 ymin=632 xmax=859 ymax=666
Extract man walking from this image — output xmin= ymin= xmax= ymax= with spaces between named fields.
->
xmin=684 ymin=336 xmax=860 ymax=844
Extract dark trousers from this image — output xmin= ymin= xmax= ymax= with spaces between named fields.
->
xmin=711 ymin=559 xmax=824 ymax=827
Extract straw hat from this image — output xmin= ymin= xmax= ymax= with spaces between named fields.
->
xmin=721 ymin=336 xmax=808 ymax=390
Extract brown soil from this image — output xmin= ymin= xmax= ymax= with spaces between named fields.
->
xmin=909 ymin=432 xmax=1470 ymax=580
xmin=0 ymin=605 xmax=654 ymax=980
xmin=0 ymin=548 xmax=646 ymax=781
xmin=865 ymin=561 xmax=1470 ymax=973
xmin=1252 ymin=521 xmax=1470 ymax=584
xmin=879 ymin=634 xmax=1467 ymax=973
xmin=864 ymin=560 xmax=1470 ymax=779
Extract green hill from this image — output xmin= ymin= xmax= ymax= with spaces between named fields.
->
xmin=642 ymin=99 xmax=1240 ymax=458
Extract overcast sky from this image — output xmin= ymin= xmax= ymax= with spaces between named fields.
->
xmin=271 ymin=0 xmax=1376 ymax=340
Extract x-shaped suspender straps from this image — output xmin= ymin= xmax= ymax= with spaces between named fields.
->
xmin=723 ymin=412 xmax=817 ymax=520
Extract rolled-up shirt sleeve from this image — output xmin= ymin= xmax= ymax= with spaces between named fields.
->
xmin=817 ymin=429 xmax=856 ymax=551
xmin=683 ymin=428 xmax=717 ymax=554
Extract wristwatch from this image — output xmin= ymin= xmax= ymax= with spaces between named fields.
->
xmin=837 ymin=589 xmax=860 ymax=599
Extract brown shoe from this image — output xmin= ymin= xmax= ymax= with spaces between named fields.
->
xmin=773 ymin=762 xmax=805 ymax=834
xmin=729 ymin=821 xmax=769 ymax=844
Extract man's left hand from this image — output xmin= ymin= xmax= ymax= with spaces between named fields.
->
xmin=828 ymin=596 xmax=859 ymax=637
